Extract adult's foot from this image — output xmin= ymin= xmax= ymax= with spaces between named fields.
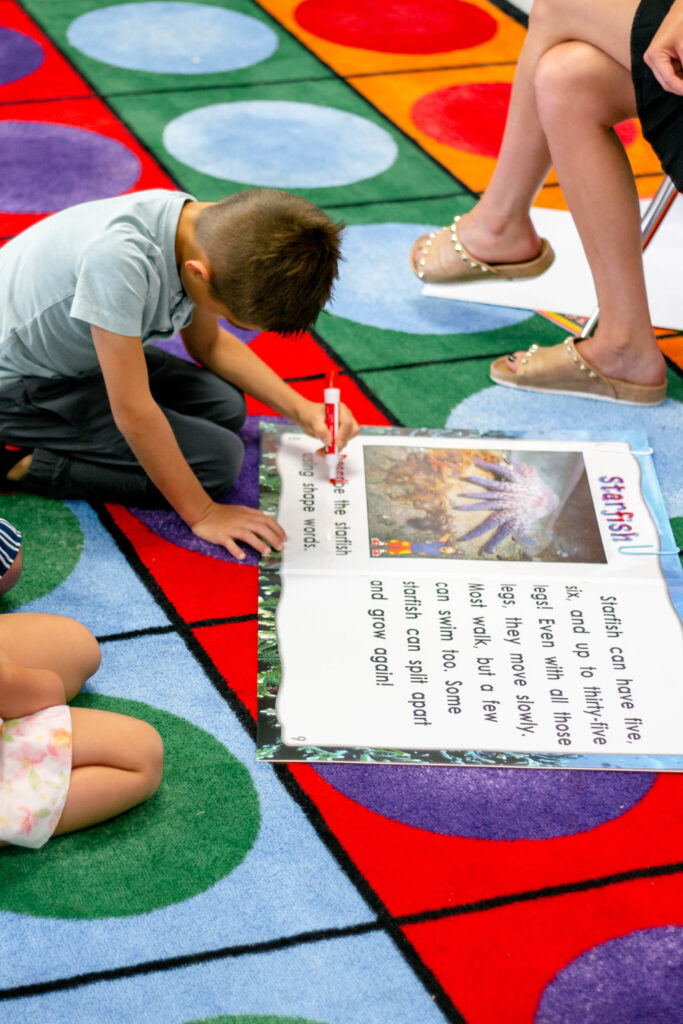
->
xmin=410 ymin=210 xmax=548 ymax=282
xmin=504 ymin=331 xmax=666 ymax=388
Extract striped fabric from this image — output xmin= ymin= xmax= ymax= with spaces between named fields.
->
xmin=0 ymin=518 xmax=20 ymax=577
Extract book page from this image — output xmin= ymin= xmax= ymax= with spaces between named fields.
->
xmin=257 ymin=427 xmax=683 ymax=768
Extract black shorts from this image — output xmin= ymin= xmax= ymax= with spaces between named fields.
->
xmin=631 ymin=0 xmax=683 ymax=190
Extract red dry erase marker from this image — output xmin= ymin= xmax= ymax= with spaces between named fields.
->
xmin=324 ymin=370 xmax=340 ymax=484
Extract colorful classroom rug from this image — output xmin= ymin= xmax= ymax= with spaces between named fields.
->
xmin=1 ymin=2 xmax=682 ymax=1022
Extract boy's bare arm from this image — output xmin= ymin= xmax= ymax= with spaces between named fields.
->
xmin=181 ymin=310 xmax=359 ymax=448
xmin=91 ymin=326 xmax=285 ymax=559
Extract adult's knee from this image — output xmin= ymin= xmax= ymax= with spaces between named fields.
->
xmin=534 ymin=41 xmax=605 ymax=124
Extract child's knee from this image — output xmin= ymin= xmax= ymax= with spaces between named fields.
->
xmin=203 ymin=431 xmax=245 ymax=497
xmin=138 ymin=722 xmax=164 ymax=798
xmin=63 ymin=618 xmax=102 ymax=679
xmin=229 ymin=388 xmax=247 ymax=432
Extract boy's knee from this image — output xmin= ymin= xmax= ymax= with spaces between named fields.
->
xmin=199 ymin=375 xmax=247 ymax=434
xmin=201 ymin=431 xmax=245 ymax=497
xmin=229 ymin=388 xmax=247 ymax=432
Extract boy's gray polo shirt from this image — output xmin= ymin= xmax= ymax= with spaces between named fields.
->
xmin=0 ymin=189 xmax=196 ymax=383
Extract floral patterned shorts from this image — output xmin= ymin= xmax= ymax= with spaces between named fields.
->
xmin=0 ymin=705 xmax=72 ymax=849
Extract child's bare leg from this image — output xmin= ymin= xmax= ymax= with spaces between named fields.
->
xmin=0 ymin=613 xmax=101 ymax=701
xmin=412 ymin=0 xmax=640 ymax=272
xmin=54 ymin=707 xmax=163 ymax=836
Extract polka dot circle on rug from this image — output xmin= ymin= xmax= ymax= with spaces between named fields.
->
xmin=294 ymin=0 xmax=496 ymax=54
xmin=0 ymin=695 xmax=260 ymax=918
xmin=67 ymin=2 xmax=278 ymax=74
xmin=0 ymin=121 xmax=141 ymax=213
xmin=325 ymin=222 xmax=531 ymax=333
xmin=162 ymin=101 xmax=398 ymax=188
xmin=535 ymin=926 xmax=683 ymax=1023
xmin=413 ymin=82 xmax=510 ymax=157
xmin=0 ymin=494 xmax=83 ymax=609
xmin=446 ymin=389 xmax=683 ymax=517
xmin=314 ymin=763 xmax=654 ymax=839
xmin=0 ymin=26 xmax=44 ymax=85
xmin=412 ymin=82 xmax=639 ymax=157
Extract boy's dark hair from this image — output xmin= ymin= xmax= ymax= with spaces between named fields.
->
xmin=194 ymin=190 xmax=344 ymax=335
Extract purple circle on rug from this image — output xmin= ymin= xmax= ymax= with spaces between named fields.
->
xmin=0 ymin=121 xmax=141 ymax=213
xmin=536 ymin=926 xmax=683 ymax=1023
xmin=153 ymin=323 xmax=259 ymax=360
xmin=313 ymin=764 xmax=655 ymax=839
xmin=130 ymin=414 xmax=275 ymax=564
xmin=0 ymin=27 xmax=44 ymax=85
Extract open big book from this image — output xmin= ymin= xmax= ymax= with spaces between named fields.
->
xmin=257 ymin=424 xmax=683 ymax=769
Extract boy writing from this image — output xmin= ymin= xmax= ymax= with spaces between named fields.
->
xmin=0 ymin=189 xmax=357 ymax=559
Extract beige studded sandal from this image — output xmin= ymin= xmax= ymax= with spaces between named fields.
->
xmin=410 ymin=215 xmax=555 ymax=284
xmin=490 ymin=337 xmax=667 ymax=406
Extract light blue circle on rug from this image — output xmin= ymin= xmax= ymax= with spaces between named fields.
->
xmin=66 ymin=2 xmax=278 ymax=74
xmin=162 ymin=101 xmax=399 ymax=188
xmin=326 ymin=223 xmax=532 ymax=334
xmin=446 ymin=388 xmax=683 ymax=516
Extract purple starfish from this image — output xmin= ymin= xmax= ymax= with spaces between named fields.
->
xmin=456 ymin=456 xmax=560 ymax=555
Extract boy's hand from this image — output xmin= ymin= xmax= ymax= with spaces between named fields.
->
xmin=292 ymin=397 xmax=360 ymax=450
xmin=190 ymin=502 xmax=287 ymax=561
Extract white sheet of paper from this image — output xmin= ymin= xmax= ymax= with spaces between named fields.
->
xmin=422 ymin=198 xmax=682 ymax=329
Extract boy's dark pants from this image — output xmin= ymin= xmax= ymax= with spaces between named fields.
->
xmin=0 ymin=346 xmax=247 ymax=506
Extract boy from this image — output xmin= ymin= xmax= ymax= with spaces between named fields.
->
xmin=0 ymin=189 xmax=357 ymax=559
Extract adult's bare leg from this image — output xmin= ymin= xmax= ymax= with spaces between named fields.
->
xmin=411 ymin=0 xmax=641 ymax=274
xmin=504 ymin=39 xmax=666 ymax=387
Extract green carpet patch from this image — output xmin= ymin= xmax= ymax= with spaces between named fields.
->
xmin=0 ymin=494 xmax=83 ymax=609
xmin=666 ymin=367 xmax=683 ymax=403
xmin=317 ymin=310 xmax=562 ymax=374
xmin=357 ymin=359 xmax=488 ymax=426
xmin=672 ymin=517 xmax=683 ymax=565
xmin=324 ymin=194 xmax=472 ymax=227
xmin=0 ymin=695 xmax=260 ymax=918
